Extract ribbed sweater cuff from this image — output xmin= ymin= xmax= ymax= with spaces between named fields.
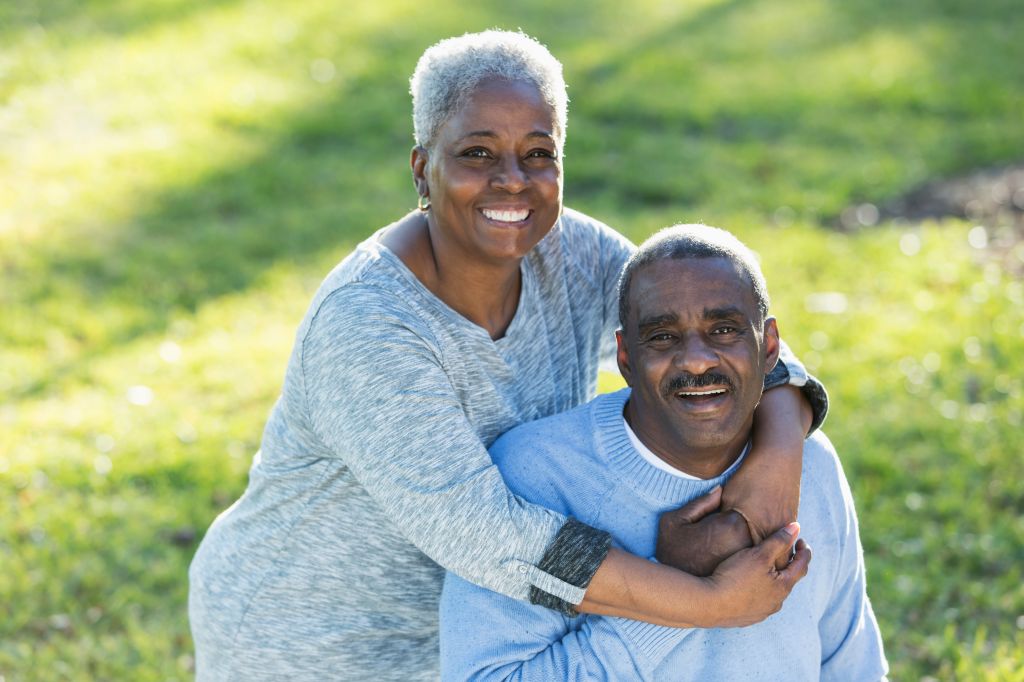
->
xmin=528 ymin=518 xmax=612 ymax=617
xmin=765 ymin=360 xmax=829 ymax=434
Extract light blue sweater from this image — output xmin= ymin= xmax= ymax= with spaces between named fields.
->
xmin=440 ymin=389 xmax=887 ymax=681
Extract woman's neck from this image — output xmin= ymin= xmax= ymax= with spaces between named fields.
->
xmin=380 ymin=211 xmax=523 ymax=340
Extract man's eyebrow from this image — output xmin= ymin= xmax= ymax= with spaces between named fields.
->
xmin=637 ymin=313 xmax=678 ymax=330
xmin=703 ymin=306 xmax=747 ymax=321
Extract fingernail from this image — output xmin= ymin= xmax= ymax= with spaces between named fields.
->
xmin=784 ymin=522 xmax=800 ymax=537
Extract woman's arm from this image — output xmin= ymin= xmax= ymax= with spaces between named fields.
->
xmin=439 ymin=530 xmax=811 ymax=681
xmin=723 ymin=383 xmax=812 ymax=543
xmin=304 ymin=286 xmax=809 ymax=626
xmin=580 ymin=521 xmax=811 ymax=629
xmin=653 ymin=350 xmax=822 ymax=575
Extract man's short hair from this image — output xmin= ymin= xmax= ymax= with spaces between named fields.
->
xmin=618 ymin=224 xmax=771 ymax=328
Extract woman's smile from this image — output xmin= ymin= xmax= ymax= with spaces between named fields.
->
xmin=480 ymin=207 xmax=532 ymax=224
xmin=413 ymin=77 xmax=563 ymax=266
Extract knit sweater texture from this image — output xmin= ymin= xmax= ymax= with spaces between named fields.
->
xmin=188 ymin=208 xmax=824 ymax=680
xmin=441 ymin=389 xmax=887 ymax=681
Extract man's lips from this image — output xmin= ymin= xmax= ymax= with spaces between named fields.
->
xmin=663 ymin=373 xmax=733 ymax=405
xmin=674 ymin=387 xmax=729 ymax=398
xmin=481 ymin=207 xmax=531 ymax=224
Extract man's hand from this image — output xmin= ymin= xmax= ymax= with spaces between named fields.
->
xmin=699 ymin=523 xmax=812 ymax=628
xmin=656 ymin=487 xmax=753 ymax=577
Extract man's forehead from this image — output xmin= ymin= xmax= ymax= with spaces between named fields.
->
xmin=629 ymin=257 xmax=758 ymax=323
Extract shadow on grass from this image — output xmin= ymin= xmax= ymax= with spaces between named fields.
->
xmin=561 ymin=0 xmax=1024 ymax=213
xmin=10 ymin=0 xmax=1024 ymax=399
xmin=10 ymin=61 xmax=420 ymax=399
xmin=0 ymin=0 xmax=244 ymax=41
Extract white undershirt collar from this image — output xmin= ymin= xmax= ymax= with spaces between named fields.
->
xmin=622 ymin=417 xmax=750 ymax=481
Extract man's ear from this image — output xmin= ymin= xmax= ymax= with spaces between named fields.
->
xmin=410 ymin=145 xmax=429 ymax=198
xmin=615 ymin=330 xmax=634 ymax=387
xmin=762 ymin=317 xmax=781 ymax=375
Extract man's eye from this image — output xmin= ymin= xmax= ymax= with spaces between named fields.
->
xmin=527 ymin=149 xmax=555 ymax=159
xmin=711 ymin=326 xmax=737 ymax=335
xmin=461 ymin=148 xmax=491 ymax=158
xmin=647 ymin=333 xmax=675 ymax=344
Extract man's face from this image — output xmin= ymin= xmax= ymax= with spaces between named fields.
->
xmin=617 ymin=257 xmax=780 ymax=464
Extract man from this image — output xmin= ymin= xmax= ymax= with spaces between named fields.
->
xmin=439 ymin=225 xmax=888 ymax=680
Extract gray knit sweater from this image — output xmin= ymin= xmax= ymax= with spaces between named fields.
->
xmin=188 ymin=208 xmax=823 ymax=680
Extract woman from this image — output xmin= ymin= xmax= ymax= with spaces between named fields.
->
xmin=189 ymin=30 xmax=823 ymax=680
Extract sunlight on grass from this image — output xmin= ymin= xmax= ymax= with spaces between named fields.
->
xmin=3 ymin=0 xmax=1023 ymax=678
xmin=1 ymin=0 xmax=417 ymax=245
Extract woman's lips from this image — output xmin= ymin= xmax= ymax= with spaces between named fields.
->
xmin=481 ymin=208 xmax=531 ymax=223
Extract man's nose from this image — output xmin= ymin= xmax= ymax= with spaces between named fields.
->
xmin=674 ymin=332 xmax=719 ymax=375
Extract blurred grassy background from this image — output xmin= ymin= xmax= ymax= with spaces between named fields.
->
xmin=2 ymin=0 xmax=1022 ymax=679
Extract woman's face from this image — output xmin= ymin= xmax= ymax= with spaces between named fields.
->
xmin=413 ymin=78 xmax=563 ymax=266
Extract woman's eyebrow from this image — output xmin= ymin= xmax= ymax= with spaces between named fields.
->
xmin=457 ymin=130 xmax=554 ymax=141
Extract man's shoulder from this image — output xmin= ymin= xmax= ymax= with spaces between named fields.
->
xmin=490 ymin=398 xmax=597 ymax=468
xmin=489 ymin=392 xmax=624 ymax=511
xmin=801 ymin=430 xmax=857 ymax=515
xmin=802 ymin=430 xmax=844 ymax=482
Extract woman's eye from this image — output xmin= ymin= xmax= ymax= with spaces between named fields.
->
xmin=527 ymin=149 xmax=555 ymax=159
xmin=461 ymin=148 xmax=491 ymax=158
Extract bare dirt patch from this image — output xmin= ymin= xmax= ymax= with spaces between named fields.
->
xmin=837 ymin=163 xmax=1024 ymax=276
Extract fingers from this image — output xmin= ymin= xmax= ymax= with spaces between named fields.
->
xmin=671 ymin=485 xmax=723 ymax=524
xmin=779 ymin=539 xmax=811 ymax=584
xmin=756 ymin=522 xmax=800 ymax=564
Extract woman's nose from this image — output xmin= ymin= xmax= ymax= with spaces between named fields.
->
xmin=491 ymin=156 xmax=528 ymax=193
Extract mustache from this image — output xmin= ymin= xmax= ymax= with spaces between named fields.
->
xmin=663 ymin=372 xmax=734 ymax=395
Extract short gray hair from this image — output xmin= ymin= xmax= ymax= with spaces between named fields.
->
xmin=618 ymin=224 xmax=771 ymax=328
xmin=410 ymin=30 xmax=568 ymax=149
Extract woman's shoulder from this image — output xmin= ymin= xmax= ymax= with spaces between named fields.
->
xmin=530 ymin=207 xmax=634 ymax=290
xmin=301 ymin=233 xmax=438 ymax=341
xmin=556 ymin=207 xmax=618 ymax=241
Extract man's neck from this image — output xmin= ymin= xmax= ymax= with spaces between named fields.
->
xmin=623 ymin=399 xmax=751 ymax=479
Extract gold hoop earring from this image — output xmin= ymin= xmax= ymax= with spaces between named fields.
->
xmin=417 ymin=195 xmax=430 ymax=211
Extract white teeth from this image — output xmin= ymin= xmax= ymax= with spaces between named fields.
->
xmin=482 ymin=208 xmax=529 ymax=222
xmin=676 ymin=389 xmax=727 ymax=397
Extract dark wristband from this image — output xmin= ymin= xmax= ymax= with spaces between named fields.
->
xmin=528 ymin=518 xmax=612 ymax=617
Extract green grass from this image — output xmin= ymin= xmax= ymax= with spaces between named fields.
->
xmin=2 ymin=0 xmax=1023 ymax=679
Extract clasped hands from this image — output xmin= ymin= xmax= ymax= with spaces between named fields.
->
xmin=656 ymin=485 xmax=803 ymax=577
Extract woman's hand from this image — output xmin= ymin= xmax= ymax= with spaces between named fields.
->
xmin=656 ymin=486 xmax=752 ymax=577
xmin=580 ymin=500 xmax=810 ymax=630
xmin=697 ymin=522 xmax=811 ymax=628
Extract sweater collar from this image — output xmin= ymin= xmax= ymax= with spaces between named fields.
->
xmin=592 ymin=388 xmax=745 ymax=506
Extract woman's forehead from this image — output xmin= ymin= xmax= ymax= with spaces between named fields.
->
xmin=439 ymin=79 xmax=560 ymax=144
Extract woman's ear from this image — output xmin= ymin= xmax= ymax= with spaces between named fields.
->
xmin=410 ymin=145 xmax=429 ymax=197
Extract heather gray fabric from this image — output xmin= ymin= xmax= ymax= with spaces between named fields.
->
xmin=189 ymin=209 xmax=631 ymax=680
xmin=188 ymin=207 xmax=825 ymax=680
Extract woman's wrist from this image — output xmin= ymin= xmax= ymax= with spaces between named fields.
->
xmin=577 ymin=548 xmax=712 ymax=628
xmin=721 ymin=386 xmax=806 ymax=541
